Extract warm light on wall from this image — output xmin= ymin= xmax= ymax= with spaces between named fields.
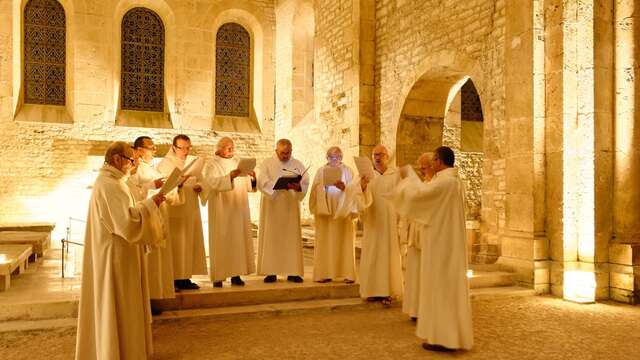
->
xmin=466 ymin=269 xmax=473 ymax=278
xmin=563 ymin=270 xmax=596 ymax=303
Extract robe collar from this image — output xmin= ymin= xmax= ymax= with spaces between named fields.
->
xmin=376 ymin=166 xmax=397 ymax=176
xmin=435 ymin=167 xmax=458 ymax=179
xmin=163 ymin=146 xmax=187 ymax=168
xmin=101 ymin=164 xmax=127 ymax=181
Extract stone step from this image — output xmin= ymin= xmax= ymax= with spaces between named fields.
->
xmin=469 ymin=271 xmax=515 ymax=289
xmin=154 ymin=280 xmax=360 ymax=312
xmin=470 ymin=286 xmax=537 ymax=300
xmin=0 ymin=286 xmax=536 ymax=333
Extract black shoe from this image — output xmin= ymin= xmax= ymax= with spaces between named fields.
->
xmin=344 ymin=279 xmax=355 ymax=284
xmin=264 ymin=275 xmax=277 ymax=283
xmin=213 ymin=281 xmax=223 ymax=288
xmin=422 ymin=343 xmax=456 ymax=352
xmin=411 ymin=317 xmax=417 ymax=322
xmin=316 ymin=278 xmax=332 ymax=283
xmin=287 ymin=275 xmax=303 ymax=283
xmin=151 ymin=307 xmax=163 ymax=316
xmin=231 ymin=276 xmax=245 ymax=286
xmin=180 ymin=279 xmax=200 ymax=290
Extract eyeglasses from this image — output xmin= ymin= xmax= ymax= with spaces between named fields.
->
xmin=175 ymin=145 xmax=192 ymax=151
xmin=119 ymin=154 xmax=136 ymax=164
xmin=141 ymin=145 xmax=157 ymax=151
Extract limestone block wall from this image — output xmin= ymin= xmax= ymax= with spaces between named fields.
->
xmin=0 ymin=0 xmax=277 ymax=240
xmin=375 ymin=0 xmax=506 ymax=262
xmin=275 ymin=0 xmax=363 ymax=220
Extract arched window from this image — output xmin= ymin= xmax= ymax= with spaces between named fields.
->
xmin=24 ymin=0 xmax=66 ymax=106
xmin=216 ymin=23 xmax=250 ymax=117
xmin=121 ymin=8 xmax=164 ymax=112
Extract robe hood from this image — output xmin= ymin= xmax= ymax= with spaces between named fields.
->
xmin=101 ymin=164 xmax=128 ymax=181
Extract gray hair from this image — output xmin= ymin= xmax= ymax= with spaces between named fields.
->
xmin=104 ymin=141 xmax=130 ymax=165
xmin=276 ymin=138 xmax=292 ymax=148
xmin=326 ymin=146 xmax=343 ymax=158
xmin=216 ymin=137 xmax=234 ymax=151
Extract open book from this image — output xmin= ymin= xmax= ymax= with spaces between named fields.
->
xmin=158 ymin=168 xmax=182 ymax=195
xmin=273 ymin=165 xmax=310 ymax=190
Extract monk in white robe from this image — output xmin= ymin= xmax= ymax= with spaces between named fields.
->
xmin=257 ymin=139 xmax=309 ymax=282
xmin=128 ymin=136 xmax=181 ymax=303
xmin=355 ymin=145 xmax=403 ymax=303
xmin=401 ymin=153 xmax=434 ymax=320
xmin=392 ymin=146 xmax=473 ymax=351
xmin=309 ymin=146 xmax=357 ymax=283
xmin=75 ymin=142 xmax=165 ymax=360
xmin=201 ymin=137 xmax=254 ymax=287
xmin=157 ymin=134 xmax=207 ymax=290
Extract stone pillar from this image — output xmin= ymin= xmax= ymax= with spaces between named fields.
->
xmin=359 ymin=0 xmax=376 ymax=157
xmin=611 ymin=0 xmax=640 ymax=303
xmin=499 ymin=0 xmax=549 ymax=292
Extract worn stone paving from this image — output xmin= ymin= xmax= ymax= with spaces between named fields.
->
xmin=1 ymin=295 xmax=639 ymax=359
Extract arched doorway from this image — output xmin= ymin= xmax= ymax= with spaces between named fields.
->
xmin=395 ymin=75 xmax=485 ymax=263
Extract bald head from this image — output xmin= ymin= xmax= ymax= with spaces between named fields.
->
xmin=275 ymin=138 xmax=293 ymax=162
xmin=417 ymin=152 xmax=435 ymax=180
xmin=216 ymin=137 xmax=235 ymax=158
xmin=372 ymin=144 xmax=390 ymax=172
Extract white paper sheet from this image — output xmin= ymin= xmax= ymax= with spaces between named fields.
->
xmin=159 ymin=167 xmax=182 ymax=195
xmin=182 ymin=157 xmax=204 ymax=177
xmin=237 ymin=158 xmax=256 ymax=176
xmin=353 ymin=156 xmax=375 ymax=179
xmin=322 ymin=166 xmax=342 ymax=187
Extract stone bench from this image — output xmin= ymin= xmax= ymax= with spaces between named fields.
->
xmin=0 ymin=222 xmax=55 ymax=233
xmin=0 ymin=244 xmax=33 ymax=291
xmin=0 ymin=231 xmax=50 ymax=261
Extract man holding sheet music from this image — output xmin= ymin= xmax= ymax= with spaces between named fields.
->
xmin=256 ymin=138 xmax=310 ymax=283
xmin=309 ymin=146 xmax=357 ymax=283
xmin=353 ymin=144 xmax=403 ymax=305
xmin=157 ymin=134 xmax=207 ymax=290
xmin=201 ymin=137 xmax=256 ymax=287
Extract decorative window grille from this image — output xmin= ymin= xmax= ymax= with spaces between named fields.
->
xmin=216 ymin=23 xmax=250 ymax=117
xmin=121 ymin=8 xmax=164 ymax=112
xmin=24 ymin=0 xmax=66 ymax=105
xmin=461 ymin=81 xmax=483 ymax=121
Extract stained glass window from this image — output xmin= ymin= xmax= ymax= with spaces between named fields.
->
xmin=216 ymin=23 xmax=250 ymax=117
xmin=121 ymin=8 xmax=164 ymax=112
xmin=24 ymin=0 xmax=66 ymax=105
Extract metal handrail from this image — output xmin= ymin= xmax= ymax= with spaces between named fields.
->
xmin=61 ymin=217 xmax=86 ymax=278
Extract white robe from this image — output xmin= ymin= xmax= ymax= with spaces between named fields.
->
xmin=392 ymin=167 xmax=473 ymax=350
xmin=354 ymin=167 xmax=403 ymax=299
xmin=75 ymin=165 xmax=163 ymax=360
xmin=201 ymin=155 xmax=254 ymax=282
xmin=127 ymin=160 xmax=181 ymax=300
xmin=157 ymin=149 xmax=207 ymax=279
xmin=256 ymin=155 xmax=309 ymax=276
xmin=402 ymin=221 xmax=422 ymax=318
xmin=309 ymin=163 xmax=357 ymax=281
xmin=399 ymin=178 xmax=430 ymax=318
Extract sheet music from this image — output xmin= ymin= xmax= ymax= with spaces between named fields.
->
xmin=353 ymin=156 xmax=375 ymax=179
xmin=322 ymin=166 xmax=342 ymax=187
xmin=237 ymin=158 xmax=256 ymax=176
xmin=182 ymin=157 xmax=204 ymax=177
xmin=159 ymin=168 xmax=182 ymax=195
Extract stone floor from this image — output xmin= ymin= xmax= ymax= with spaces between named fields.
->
xmin=1 ymin=296 xmax=639 ymax=359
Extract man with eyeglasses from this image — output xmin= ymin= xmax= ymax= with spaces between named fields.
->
xmin=127 ymin=136 xmax=183 ymax=312
xmin=76 ymin=141 xmax=165 ymax=360
xmin=355 ymin=144 xmax=403 ymax=305
xmin=391 ymin=146 xmax=473 ymax=352
xmin=309 ymin=146 xmax=357 ymax=284
xmin=158 ymin=134 xmax=207 ymax=290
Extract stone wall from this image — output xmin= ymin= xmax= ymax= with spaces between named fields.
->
xmin=0 ymin=0 xmax=277 ymax=240
xmin=375 ymin=0 xmax=506 ymax=262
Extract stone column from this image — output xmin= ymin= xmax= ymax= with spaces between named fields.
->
xmin=611 ymin=0 xmax=640 ymax=303
xmin=499 ymin=0 xmax=549 ymax=292
xmin=359 ymin=0 xmax=376 ymax=157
